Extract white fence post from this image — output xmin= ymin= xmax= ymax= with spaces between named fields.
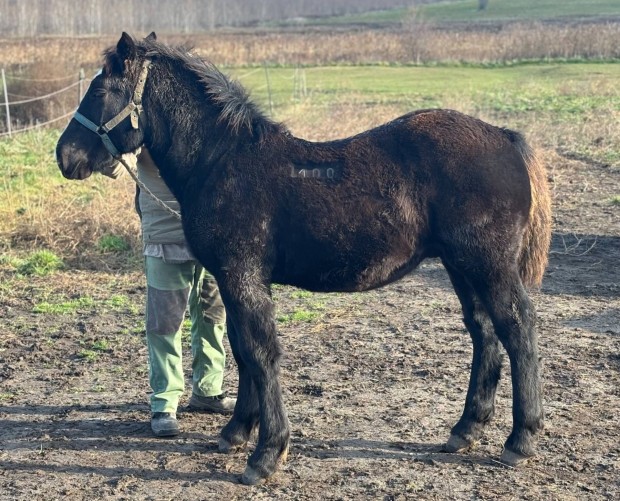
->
xmin=263 ymin=62 xmax=273 ymax=117
xmin=2 ymin=68 xmax=11 ymax=137
xmin=78 ymin=68 xmax=84 ymax=104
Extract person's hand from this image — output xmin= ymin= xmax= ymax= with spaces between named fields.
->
xmin=101 ymin=148 xmax=141 ymax=179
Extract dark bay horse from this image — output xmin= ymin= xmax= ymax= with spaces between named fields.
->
xmin=56 ymin=33 xmax=552 ymax=485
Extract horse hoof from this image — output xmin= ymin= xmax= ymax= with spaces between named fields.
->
xmin=500 ymin=448 xmax=533 ymax=467
xmin=241 ymin=465 xmax=268 ymax=486
xmin=443 ymin=434 xmax=473 ymax=453
xmin=239 ymin=447 xmax=288 ymax=485
xmin=218 ymin=437 xmax=245 ymax=454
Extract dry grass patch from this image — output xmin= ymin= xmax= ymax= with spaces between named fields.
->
xmin=0 ymin=130 xmax=141 ymax=269
xmin=1 ymin=21 xmax=619 ymax=69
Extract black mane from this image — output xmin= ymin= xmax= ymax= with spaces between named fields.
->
xmin=105 ymin=37 xmax=283 ymax=139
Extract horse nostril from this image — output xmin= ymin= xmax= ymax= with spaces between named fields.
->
xmin=56 ymin=142 xmax=77 ymax=176
xmin=55 ymin=147 xmax=62 ymax=167
xmin=56 ymin=144 xmax=68 ymax=170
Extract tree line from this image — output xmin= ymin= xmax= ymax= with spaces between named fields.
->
xmin=0 ymin=0 xmax=429 ymax=37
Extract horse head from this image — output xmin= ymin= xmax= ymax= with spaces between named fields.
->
xmin=56 ymin=32 xmax=154 ymax=180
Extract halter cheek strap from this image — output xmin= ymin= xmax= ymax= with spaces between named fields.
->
xmin=72 ymin=59 xmax=151 ymax=158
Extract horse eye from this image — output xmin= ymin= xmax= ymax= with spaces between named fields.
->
xmin=93 ymin=89 xmax=107 ymax=98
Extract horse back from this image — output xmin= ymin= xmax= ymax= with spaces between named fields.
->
xmin=188 ymin=109 xmax=533 ymax=292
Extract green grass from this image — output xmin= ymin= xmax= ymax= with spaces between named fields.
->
xmin=104 ymin=294 xmax=140 ymax=314
xmin=418 ymin=0 xmax=620 ymax=24
xmin=77 ymin=339 xmax=111 ymax=362
xmin=33 ymin=296 xmax=95 ymax=314
xmin=78 ymin=349 xmax=99 ymax=362
xmin=98 ymin=234 xmax=130 ymax=252
xmin=235 ymin=64 xmax=620 ymax=170
xmin=91 ymin=339 xmax=110 ymax=351
xmin=32 ymin=294 xmax=139 ymax=315
xmin=275 ymin=291 xmax=328 ymax=325
xmin=234 ymin=63 xmax=620 ymax=113
xmin=0 ymin=130 xmax=70 ymax=196
xmin=275 ymin=1 xmax=620 ymax=27
xmin=277 ymin=309 xmax=320 ymax=324
xmin=15 ymin=250 xmax=64 ymax=276
xmin=105 ymin=295 xmax=131 ymax=309
xmin=0 ymin=128 xmax=138 ymax=261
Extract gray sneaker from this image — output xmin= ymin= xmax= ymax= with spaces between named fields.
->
xmin=151 ymin=412 xmax=180 ymax=437
xmin=188 ymin=393 xmax=236 ymax=414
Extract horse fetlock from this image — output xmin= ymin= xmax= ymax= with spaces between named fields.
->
xmin=218 ymin=437 xmax=247 ymax=454
xmin=443 ymin=433 xmax=476 ymax=453
xmin=220 ymin=419 xmax=256 ymax=448
xmin=241 ymin=465 xmax=269 ymax=486
xmin=503 ymin=427 xmax=538 ymax=464
xmin=241 ymin=442 xmax=289 ymax=485
xmin=241 ymin=459 xmax=275 ymax=486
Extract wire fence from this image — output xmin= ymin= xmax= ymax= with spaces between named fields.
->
xmin=0 ymin=65 xmax=296 ymax=139
xmin=0 ymin=69 xmax=89 ymax=138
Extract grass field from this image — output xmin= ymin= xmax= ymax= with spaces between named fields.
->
xmin=1 ymin=61 xmax=618 ymax=264
xmin=234 ymin=62 xmax=620 ymax=112
xmin=418 ymin=0 xmax=620 ymax=23
xmin=238 ymin=63 xmax=620 ymax=164
xmin=281 ymin=0 xmax=620 ymax=27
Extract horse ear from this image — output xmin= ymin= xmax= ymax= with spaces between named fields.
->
xmin=116 ymin=32 xmax=137 ymax=63
xmin=145 ymin=32 xmax=157 ymax=41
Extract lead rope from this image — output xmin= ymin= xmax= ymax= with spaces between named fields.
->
xmin=117 ymin=153 xmax=182 ymax=220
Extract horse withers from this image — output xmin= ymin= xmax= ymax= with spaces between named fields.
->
xmin=56 ymin=32 xmax=552 ymax=485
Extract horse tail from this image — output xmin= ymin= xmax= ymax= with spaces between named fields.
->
xmin=508 ymin=131 xmax=552 ymax=287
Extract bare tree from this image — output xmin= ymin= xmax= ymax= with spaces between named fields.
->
xmin=0 ymin=0 xmax=422 ymax=36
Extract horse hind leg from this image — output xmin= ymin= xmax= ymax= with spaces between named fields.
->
xmin=468 ymin=265 xmax=543 ymax=466
xmin=442 ymin=263 xmax=504 ymax=454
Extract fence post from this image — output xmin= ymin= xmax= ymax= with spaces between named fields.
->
xmin=293 ymin=65 xmax=307 ymax=102
xmin=78 ymin=68 xmax=85 ymax=104
xmin=263 ymin=62 xmax=273 ymax=117
xmin=1 ymin=68 xmax=11 ymax=137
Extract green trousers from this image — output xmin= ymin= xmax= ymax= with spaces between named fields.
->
xmin=144 ymin=256 xmax=227 ymax=413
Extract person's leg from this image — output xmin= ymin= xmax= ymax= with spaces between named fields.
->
xmin=188 ymin=265 xmax=235 ymax=413
xmin=145 ymin=256 xmax=195 ymax=433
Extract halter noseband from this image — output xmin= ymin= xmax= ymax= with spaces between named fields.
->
xmin=72 ymin=59 xmax=151 ymax=158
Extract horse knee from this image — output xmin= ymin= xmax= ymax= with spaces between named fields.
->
xmin=238 ymin=340 xmax=282 ymax=379
xmin=488 ymin=292 xmax=537 ymax=346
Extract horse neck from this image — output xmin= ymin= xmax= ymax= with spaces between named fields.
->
xmin=142 ymin=65 xmax=237 ymax=204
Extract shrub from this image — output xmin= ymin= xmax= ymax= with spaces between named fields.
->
xmin=98 ymin=234 xmax=130 ymax=252
xmin=16 ymin=249 xmax=64 ymax=275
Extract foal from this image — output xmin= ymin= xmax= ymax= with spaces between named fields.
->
xmin=56 ymin=32 xmax=552 ymax=484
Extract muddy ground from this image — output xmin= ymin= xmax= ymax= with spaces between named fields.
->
xmin=1 ymin=152 xmax=619 ymax=500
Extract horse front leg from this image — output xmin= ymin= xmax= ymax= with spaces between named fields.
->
xmin=218 ymin=279 xmax=290 ymax=485
xmin=218 ymin=318 xmax=259 ymax=453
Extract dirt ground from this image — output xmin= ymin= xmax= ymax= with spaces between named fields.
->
xmin=1 ymin=151 xmax=619 ymax=500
